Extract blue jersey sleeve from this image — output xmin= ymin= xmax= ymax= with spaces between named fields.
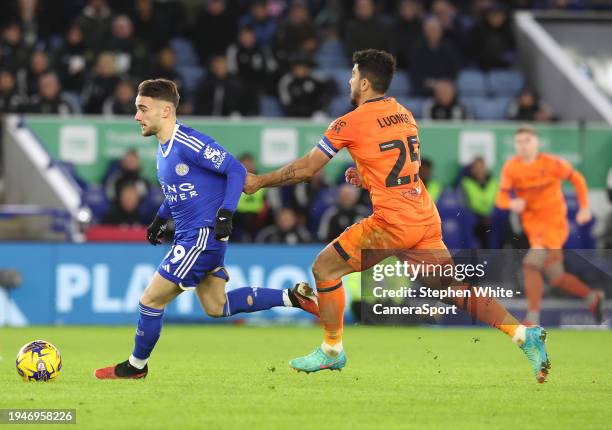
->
xmin=176 ymin=131 xmax=246 ymax=213
xmin=156 ymin=198 xmax=171 ymax=220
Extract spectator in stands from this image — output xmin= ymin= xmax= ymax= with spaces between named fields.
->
xmin=420 ymin=158 xmax=442 ymax=203
xmin=193 ymin=54 xmax=258 ymax=116
xmin=193 ymin=0 xmax=238 ymax=65
xmin=460 ymin=157 xmax=498 ymax=248
xmin=25 ymin=73 xmax=78 ymax=114
xmin=0 ymin=21 xmax=30 ymax=71
xmin=507 ymin=89 xmax=554 ymax=122
xmin=318 ymin=183 xmax=370 ymax=242
xmin=82 ymin=52 xmax=120 ymax=114
xmin=104 ymin=149 xmax=151 ymax=203
xmin=344 ymin=0 xmax=392 ymax=59
xmin=131 ymin=0 xmax=176 ymax=52
xmin=76 ymin=0 xmax=114 ymax=54
xmin=409 ymin=16 xmax=460 ymax=95
xmin=151 ymin=46 xmax=183 ymax=92
xmin=101 ymin=182 xmax=147 ymax=226
xmin=423 ymin=80 xmax=469 ymax=120
xmin=0 ymin=69 xmax=26 ymax=113
xmin=255 ymin=207 xmax=312 ymax=244
xmin=227 ymin=26 xmax=276 ymax=95
xmin=431 ymin=0 xmax=466 ymax=53
xmin=234 ymin=153 xmax=268 ymax=242
xmin=56 ymin=24 xmax=91 ymax=93
xmin=102 ymin=79 xmax=135 ymax=115
xmin=239 ymin=0 xmax=278 ymax=48
xmin=275 ymin=0 xmax=318 ymax=66
xmin=468 ymin=3 xmax=515 ymax=70
xmin=17 ymin=50 xmax=51 ymax=97
xmin=278 ymin=55 xmax=330 ymax=118
xmin=393 ymin=0 xmax=423 ymax=70
xmin=104 ymin=15 xmax=147 ymax=76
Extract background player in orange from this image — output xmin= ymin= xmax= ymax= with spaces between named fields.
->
xmin=496 ymin=126 xmax=604 ymax=325
xmin=244 ymin=49 xmax=549 ymax=382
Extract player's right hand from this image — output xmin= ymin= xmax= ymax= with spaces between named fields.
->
xmin=345 ymin=167 xmax=363 ymax=188
xmin=146 ymin=216 xmax=167 ymax=246
xmin=509 ymin=198 xmax=526 ymax=213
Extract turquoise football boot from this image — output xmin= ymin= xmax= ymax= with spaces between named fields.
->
xmin=289 ymin=347 xmax=347 ymax=373
xmin=520 ymin=326 xmax=551 ymax=383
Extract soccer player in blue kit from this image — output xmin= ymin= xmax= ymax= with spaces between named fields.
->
xmin=95 ymin=79 xmax=318 ymax=379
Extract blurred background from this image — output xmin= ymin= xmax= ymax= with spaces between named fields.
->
xmin=0 ymin=0 xmax=611 ymax=327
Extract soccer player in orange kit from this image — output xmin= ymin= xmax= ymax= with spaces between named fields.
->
xmin=244 ymin=50 xmax=550 ymax=383
xmin=496 ymin=126 xmax=604 ymax=325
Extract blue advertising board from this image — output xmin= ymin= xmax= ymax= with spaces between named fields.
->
xmin=0 ymin=243 xmax=325 ymax=326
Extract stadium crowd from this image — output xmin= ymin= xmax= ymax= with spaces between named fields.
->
xmin=1 ymin=0 xmax=571 ymax=121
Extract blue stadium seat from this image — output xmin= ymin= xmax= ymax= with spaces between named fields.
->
xmin=320 ymin=68 xmax=352 ymax=95
xmin=328 ymin=96 xmax=352 ymax=118
xmin=487 ymin=70 xmax=524 ymax=97
xmin=260 ymin=95 xmax=284 ymax=117
xmin=456 ymin=69 xmax=487 ymax=97
xmin=436 ymin=190 xmax=478 ymax=249
xmin=564 ymin=192 xmax=596 ymax=249
xmin=462 ymin=96 xmax=511 ymax=120
xmin=314 ymin=39 xmax=349 ymax=69
xmin=388 ymin=70 xmax=410 ymax=97
xmin=176 ymin=65 xmax=205 ymax=95
xmin=395 ymin=96 xmax=425 ymax=118
xmin=169 ymin=37 xmax=199 ymax=66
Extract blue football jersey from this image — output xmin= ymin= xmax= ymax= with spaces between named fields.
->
xmin=156 ymin=122 xmax=238 ymax=233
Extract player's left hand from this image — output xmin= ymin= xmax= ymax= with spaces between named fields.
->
xmin=214 ymin=209 xmax=233 ymax=241
xmin=243 ymin=173 xmax=262 ymax=195
xmin=345 ymin=167 xmax=363 ymax=188
xmin=575 ymin=207 xmax=592 ymax=225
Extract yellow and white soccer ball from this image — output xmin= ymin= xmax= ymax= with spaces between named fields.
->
xmin=16 ymin=340 xmax=62 ymax=382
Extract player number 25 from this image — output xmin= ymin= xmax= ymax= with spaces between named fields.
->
xmin=378 ymin=135 xmax=420 ymax=187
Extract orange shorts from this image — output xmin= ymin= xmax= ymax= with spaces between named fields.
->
xmin=332 ymin=213 xmax=447 ymax=271
xmin=522 ymin=216 xmax=569 ymax=249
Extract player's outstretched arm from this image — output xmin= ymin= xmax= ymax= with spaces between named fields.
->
xmin=244 ymin=147 xmax=330 ymax=194
xmin=568 ymin=169 xmax=592 ymax=225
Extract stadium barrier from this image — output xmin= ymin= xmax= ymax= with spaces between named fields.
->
xmin=1 ymin=244 xmax=609 ymax=327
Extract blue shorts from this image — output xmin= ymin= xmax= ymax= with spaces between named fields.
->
xmin=157 ymin=227 xmax=227 ymax=290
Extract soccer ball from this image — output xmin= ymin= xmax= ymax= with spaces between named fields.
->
xmin=15 ymin=340 xmax=62 ymax=382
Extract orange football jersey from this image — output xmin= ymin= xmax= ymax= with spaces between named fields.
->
xmin=318 ymin=96 xmax=440 ymax=226
xmin=496 ymin=153 xmax=588 ymax=225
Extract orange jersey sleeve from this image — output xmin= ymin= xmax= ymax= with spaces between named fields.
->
xmin=544 ymin=155 xmax=589 ymax=209
xmin=496 ymin=161 xmax=516 ymax=209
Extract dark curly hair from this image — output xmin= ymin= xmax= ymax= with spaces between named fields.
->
xmin=352 ymin=49 xmax=396 ymax=94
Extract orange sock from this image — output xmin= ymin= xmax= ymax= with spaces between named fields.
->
xmin=523 ymin=264 xmax=544 ymax=312
xmin=453 ymin=285 xmax=520 ymax=338
xmin=550 ymin=273 xmax=590 ymax=299
xmin=316 ymin=279 xmax=345 ymax=347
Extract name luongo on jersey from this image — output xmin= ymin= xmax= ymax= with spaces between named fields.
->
xmin=162 ymin=183 xmax=199 ymax=203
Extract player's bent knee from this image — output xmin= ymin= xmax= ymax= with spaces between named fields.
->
xmin=203 ymin=302 xmax=225 ymax=318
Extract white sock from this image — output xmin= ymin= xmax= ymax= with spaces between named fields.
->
xmin=321 ymin=342 xmax=343 ymax=357
xmin=282 ymin=289 xmax=293 ymax=307
xmin=128 ymin=354 xmax=148 ymax=369
xmin=512 ymin=325 xmax=527 ymax=346
xmin=525 ymin=311 xmax=540 ymax=325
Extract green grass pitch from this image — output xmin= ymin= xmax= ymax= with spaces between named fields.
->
xmin=1 ymin=325 xmax=611 ymax=429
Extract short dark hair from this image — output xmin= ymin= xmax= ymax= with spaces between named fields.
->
xmin=137 ymin=78 xmax=180 ymax=108
xmin=352 ymin=49 xmax=396 ymax=93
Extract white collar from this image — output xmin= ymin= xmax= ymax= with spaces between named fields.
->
xmin=160 ymin=123 xmax=179 ymax=158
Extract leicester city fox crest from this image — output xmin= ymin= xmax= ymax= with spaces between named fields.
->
xmin=203 ymin=145 xmax=226 ymax=169
xmin=175 ymin=163 xmax=190 ymax=176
